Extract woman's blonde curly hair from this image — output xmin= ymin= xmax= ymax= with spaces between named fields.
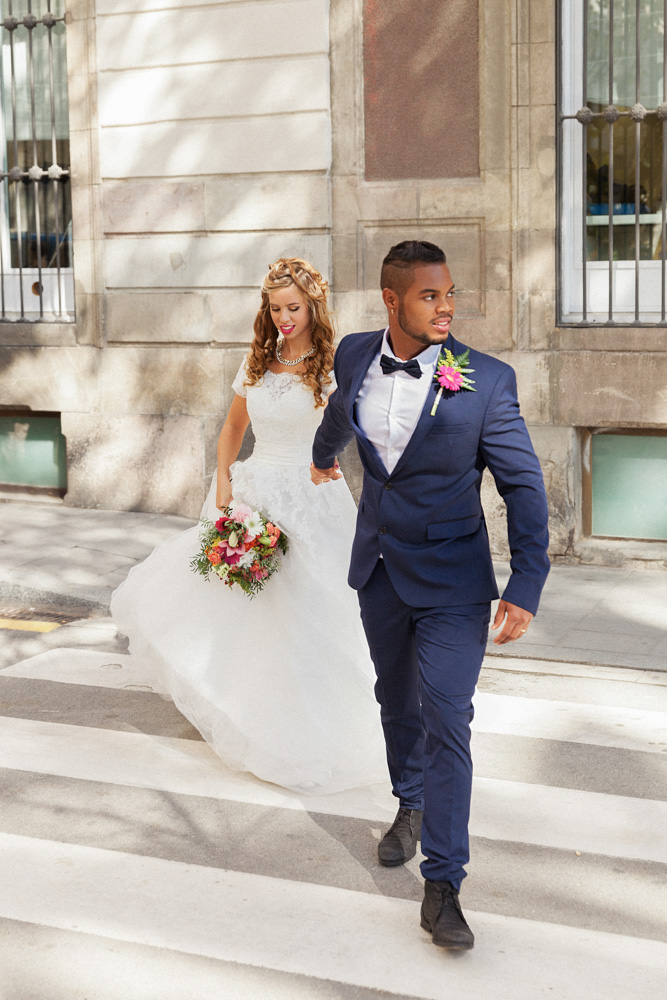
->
xmin=245 ymin=258 xmax=335 ymax=408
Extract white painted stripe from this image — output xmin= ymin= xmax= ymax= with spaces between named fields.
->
xmin=473 ymin=690 xmax=667 ymax=754
xmin=0 ymin=715 xmax=396 ymax=822
xmin=1 ymin=716 xmax=666 ymax=864
xmin=7 ymin=649 xmax=667 ymax=756
xmin=1 ymin=649 xmax=152 ymax=691
xmin=0 ymin=833 xmax=664 ymax=1000
xmin=469 ymin=776 xmax=667 ymax=864
xmin=0 ymin=919 xmax=394 ymax=1000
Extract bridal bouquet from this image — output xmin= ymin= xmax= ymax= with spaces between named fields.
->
xmin=190 ymin=503 xmax=288 ymax=597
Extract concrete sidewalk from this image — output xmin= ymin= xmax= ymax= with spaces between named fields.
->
xmin=1 ymin=498 xmax=665 ymax=674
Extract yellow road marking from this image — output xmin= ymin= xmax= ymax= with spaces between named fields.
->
xmin=0 ymin=618 xmax=63 ymax=633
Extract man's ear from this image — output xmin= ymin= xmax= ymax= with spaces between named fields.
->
xmin=382 ymin=287 xmax=398 ymax=313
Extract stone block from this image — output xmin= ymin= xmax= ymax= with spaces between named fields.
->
xmin=0 ymin=347 xmax=99 ymax=412
xmin=553 ymin=352 xmax=667 ymax=427
xmin=515 ymin=42 xmax=530 ymax=107
xmin=502 ymin=349 xmax=552 ymax=425
xmin=61 ymin=412 xmax=206 ymax=518
xmin=203 ymin=415 xmax=256 ymax=494
xmin=71 ymin=181 xmax=103 ymax=243
xmin=95 ymin=347 xmax=227 ymax=417
xmin=355 ymin=183 xmax=419 ymax=227
xmin=485 ymin=230 xmax=512 ymax=291
xmin=103 ymin=182 xmax=206 ymax=234
xmin=482 ymin=0 xmax=511 ymax=172
xmin=99 ymin=113 xmax=331 ymax=179
xmin=68 ymin=129 xmax=96 ymax=191
xmin=515 ymin=228 xmax=556 ymax=294
xmin=530 ymin=0 xmax=556 ymax=43
xmin=96 ymin=0 xmax=238 ymax=11
xmin=98 ymin=55 xmax=330 ymax=128
xmin=552 ymin=327 xmax=667 ymax=354
xmin=529 ymin=42 xmax=556 ymax=106
xmin=0 ymin=324 xmax=77 ymax=348
xmin=102 ymin=232 xmax=331 ymax=289
xmin=95 ymin=1 xmax=328 ymax=72
xmin=106 ymin=290 xmax=259 ymax=344
xmin=419 ymin=173 xmax=510 ymax=231
xmin=205 ymin=174 xmax=329 ymax=233
xmin=332 ymin=234 xmax=361 ymax=295
xmin=527 ymin=289 xmax=556 ymax=351
xmin=482 ymin=425 xmax=577 ymax=560
xmin=360 ymin=219 xmax=484 ymax=316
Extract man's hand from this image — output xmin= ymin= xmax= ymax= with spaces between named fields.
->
xmin=491 ymin=600 xmax=533 ymax=645
xmin=310 ymin=461 xmax=342 ymax=485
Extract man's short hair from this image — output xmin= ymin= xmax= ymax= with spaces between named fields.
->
xmin=380 ymin=240 xmax=447 ymax=296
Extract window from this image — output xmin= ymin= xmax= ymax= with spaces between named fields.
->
xmin=583 ymin=430 xmax=667 ymax=540
xmin=0 ymin=408 xmax=66 ymax=495
xmin=0 ymin=0 xmax=73 ymax=321
xmin=559 ymin=1 xmax=666 ymax=324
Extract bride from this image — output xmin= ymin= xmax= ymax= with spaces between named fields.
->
xmin=110 ymin=258 xmax=387 ymax=794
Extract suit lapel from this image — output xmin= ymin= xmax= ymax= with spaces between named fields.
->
xmin=390 ymin=333 xmax=459 ymax=477
xmin=347 ymin=330 xmax=387 ymax=479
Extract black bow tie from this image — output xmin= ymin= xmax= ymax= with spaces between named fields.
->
xmin=380 ymin=354 xmax=423 ymax=379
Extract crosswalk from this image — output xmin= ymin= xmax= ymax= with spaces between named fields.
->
xmin=1 ymin=639 xmax=666 ymax=999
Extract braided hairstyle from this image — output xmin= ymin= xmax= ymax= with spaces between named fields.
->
xmin=245 ymin=258 xmax=335 ymax=408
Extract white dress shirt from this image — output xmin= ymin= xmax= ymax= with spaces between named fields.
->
xmin=356 ymin=329 xmax=440 ymax=474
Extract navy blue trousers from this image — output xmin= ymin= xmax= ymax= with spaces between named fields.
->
xmin=358 ymin=559 xmax=490 ymax=889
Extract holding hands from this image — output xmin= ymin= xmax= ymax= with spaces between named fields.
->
xmin=310 ymin=461 xmax=342 ymax=485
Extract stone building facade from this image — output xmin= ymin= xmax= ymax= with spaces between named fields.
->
xmin=0 ymin=0 xmax=665 ymax=566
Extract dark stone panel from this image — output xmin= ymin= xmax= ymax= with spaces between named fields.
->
xmin=363 ymin=0 xmax=480 ymax=180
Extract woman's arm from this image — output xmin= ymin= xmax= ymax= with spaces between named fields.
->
xmin=216 ymin=394 xmax=250 ymax=510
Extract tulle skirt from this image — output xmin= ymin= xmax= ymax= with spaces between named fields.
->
xmin=110 ymin=456 xmax=388 ymax=794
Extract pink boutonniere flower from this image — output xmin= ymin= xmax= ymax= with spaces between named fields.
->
xmin=431 ymin=348 xmax=476 ymax=416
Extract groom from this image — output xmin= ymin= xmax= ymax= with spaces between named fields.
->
xmin=311 ymin=240 xmax=549 ymax=950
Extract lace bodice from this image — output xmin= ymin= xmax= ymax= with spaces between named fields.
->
xmin=232 ymin=359 xmax=333 ymax=466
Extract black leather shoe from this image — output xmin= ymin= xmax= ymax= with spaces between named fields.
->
xmin=420 ymin=880 xmax=474 ymax=950
xmin=377 ymin=807 xmax=422 ymax=866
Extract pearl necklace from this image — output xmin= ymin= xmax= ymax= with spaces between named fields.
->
xmin=276 ymin=340 xmax=316 ymax=367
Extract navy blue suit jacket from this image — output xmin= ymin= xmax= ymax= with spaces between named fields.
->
xmin=312 ymin=330 xmax=550 ymax=613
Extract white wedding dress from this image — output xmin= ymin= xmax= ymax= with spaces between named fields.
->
xmin=110 ymin=360 xmax=388 ymax=794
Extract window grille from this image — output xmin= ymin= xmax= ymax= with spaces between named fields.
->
xmin=559 ymin=0 xmax=666 ymax=325
xmin=0 ymin=0 xmax=73 ymax=322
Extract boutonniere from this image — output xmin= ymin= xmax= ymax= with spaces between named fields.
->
xmin=431 ymin=348 xmax=476 ymax=416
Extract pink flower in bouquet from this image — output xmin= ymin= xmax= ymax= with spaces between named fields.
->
xmin=252 ymin=567 xmax=269 ymax=581
xmin=437 ymin=366 xmax=464 ymax=392
xmin=269 ymin=535 xmax=278 ymax=548
xmin=231 ymin=503 xmax=253 ymax=522
xmin=215 ymin=515 xmax=230 ymax=531
xmin=207 ymin=549 xmax=222 ymax=565
xmin=218 ymin=538 xmax=246 ymax=565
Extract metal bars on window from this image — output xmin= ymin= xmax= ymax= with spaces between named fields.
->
xmin=559 ymin=0 xmax=667 ymax=325
xmin=0 ymin=0 xmax=73 ymax=322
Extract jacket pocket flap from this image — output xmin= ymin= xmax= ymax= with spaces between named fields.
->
xmin=427 ymin=514 xmax=482 ymax=540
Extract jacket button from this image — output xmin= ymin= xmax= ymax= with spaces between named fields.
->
xmin=384 ymin=482 xmax=393 ymax=491
xmin=379 ymin=526 xmax=387 ymax=535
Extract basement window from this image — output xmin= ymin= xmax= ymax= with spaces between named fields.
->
xmin=0 ymin=408 xmax=66 ymax=496
xmin=583 ymin=429 xmax=667 ymax=540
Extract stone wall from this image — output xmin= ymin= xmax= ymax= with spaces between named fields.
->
xmin=1 ymin=0 xmax=664 ymax=564
xmin=0 ymin=0 xmax=332 ymax=518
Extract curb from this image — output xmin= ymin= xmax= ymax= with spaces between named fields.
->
xmin=0 ymin=582 xmax=110 ymax=618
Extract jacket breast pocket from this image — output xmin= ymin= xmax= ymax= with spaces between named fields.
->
xmin=427 ymin=514 xmax=482 ymax=540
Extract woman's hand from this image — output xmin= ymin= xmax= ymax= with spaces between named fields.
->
xmin=216 ymin=478 xmax=233 ymax=511
xmin=310 ymin=461 xmax=342 ymax=485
